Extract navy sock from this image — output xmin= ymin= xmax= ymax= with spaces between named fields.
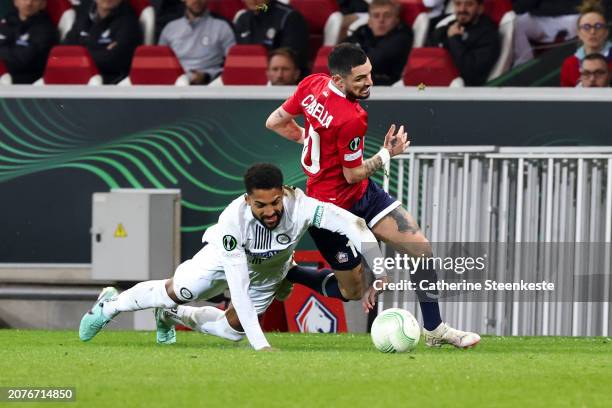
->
xmin=286 ymin=265 xmax=348 ymax=301
xmin=411 ymin=266 xmax=443 ymax=331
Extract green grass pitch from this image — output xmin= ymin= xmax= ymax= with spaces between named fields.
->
xmin=0 ymin=330 xmax=610 ymax=407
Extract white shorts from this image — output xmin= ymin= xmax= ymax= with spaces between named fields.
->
xmin=171 ymin=244 xmax=285 ymax=315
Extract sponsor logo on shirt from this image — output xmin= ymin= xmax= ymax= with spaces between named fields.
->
xmin=79 ymin=31 xmax=89 ymax=37
xmin=313 ymin=205 xmax=324 ymax=227
xmin=301 ymin=95 xmax=333 ymax=129
xmin=223 ymin=235 xmax=237 ymax=251
xmin=16 ymin=33 xmax=29 ymax=46
xmin=201 ymin=35 xmax=209 ymax=46
xmin=266 ymin=27 xmax=276 ymax=40
xmin=101 ymin=29 xmax=111 ymax=38
xmin=240 ymin=30 xmax=250 ymax=38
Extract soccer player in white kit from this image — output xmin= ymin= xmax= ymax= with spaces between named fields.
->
xmin=79 ymin=163 xmax=386 ymax=350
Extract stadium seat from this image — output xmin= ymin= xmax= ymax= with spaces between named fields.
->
xmin=208 ymin=0 xmax=244 ymax=22
xmin=0 ymin=60 xmax=12 ymax=85
xmin=46 ymin=0 xmax=75 ymax=41
xmin=290 ymin=0 xmax=340 ymax=61
xmin=311 ymin=46 xmax=333 ymax=75
xmin=129 ymin=0 xmax=155 ymax=45
xmin=435 ymin=0 xmax=515 ymax=81
xmin=396 ymin=47 xmax=464 ymax=87
xmin=397 ymin=0 xmax=429 ymax=48
xmin=119 ymin=46 xmax=189 ymax=86
xmin=221 ymin=45 xmax=268 ymax=85
xmin=37 ymin=46 xmax=102 ymax=85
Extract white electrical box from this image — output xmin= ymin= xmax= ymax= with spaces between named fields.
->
xmin=91 ymin=189 xmax=181 ymax=281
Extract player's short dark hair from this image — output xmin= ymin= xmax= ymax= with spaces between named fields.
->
xmin=244 ymin=163 xmax=284 ymax=194
xmin=328 ymin=43 xmax=368 ymax=77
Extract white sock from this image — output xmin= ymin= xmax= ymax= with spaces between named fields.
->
xmin=102 ymin=280 xmax=177 ymax=318
xmin=200 ymin=313 xmax=245 ymax=342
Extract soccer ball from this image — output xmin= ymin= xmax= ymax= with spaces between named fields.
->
xmin=371 ymin=308 xmax=420 ymax=353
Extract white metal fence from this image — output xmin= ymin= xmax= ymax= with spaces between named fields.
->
xmin=381 ymin=147 xmax=612 ymax=336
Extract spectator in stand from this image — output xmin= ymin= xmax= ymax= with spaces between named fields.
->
xmin=432 ymin=0 xmax=500 ymax=86
xmin=561 ymin=0 xmax=611 ymax=86
xmin=64 ymin=0 xmax=142 ymax=83
xmin=424 ymin=0 xmax=450 ymax=31
xmin=234 ymin=0 xmax=308 ymax=73
xmin=578 ymin=52 xmax=610 ymax=86
xmin=266 ymin=47 xmax=300 ymax=85
xmin=346 ymin=0 xmax=413 ymax=85
xmin=512 ymin=0 xmax=582 ymax=66
xmin=159 ymin=0 xmax=235 ymax=85
xmin=0 ymin=0 xmax=57 ymax=83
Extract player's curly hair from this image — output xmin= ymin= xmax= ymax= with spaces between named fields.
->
xmin=244 ymin=163 xmax=283 ymax=194
xmin=328 ymin=43 xmax=368 ymax=77
xmin=578 ymin=0 xmax=607 ymax=23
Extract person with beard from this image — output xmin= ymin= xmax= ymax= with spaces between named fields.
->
xmin=63 ymin=0 xmax=141 ymax=83
xmin=159 ymin=0 xmax=235 ymax=85
xmin=79 ymin=163 xmax=385 ymax=351
xmin=0 ymin=0 xmax=57 ymax=83
xmin=265 ymin=43 xmax=481 ymax=349
xmin=432 ymin=0 xmax=500 ymax=86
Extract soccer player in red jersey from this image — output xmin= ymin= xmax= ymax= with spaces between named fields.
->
xmin=266 ymin=43 xmax=480 ymax=348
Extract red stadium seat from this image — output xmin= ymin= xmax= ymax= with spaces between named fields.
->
xmin=41 ymin=46 xmax=102 ymax=85
xmin=221 ymin=45 xmax=268 ymax=85
xmin=312 ymin=46 xmax=333 ymax=75
xmin=400 ymin=47 xmax=462 ymax=86
xmin=483 ymin=0 xmax=512 ymax=26
xmin=45 ymin=0 xmax=75 ymax=40
xmin=129 ymin=0 xmax=155 ymax=45
xmin=124 ymin=46 xmax=188 ymax=85
xmin=0 ymin=60 xmax=12 ymax=84
xmin=290 ymin=0 xmax=340 ymax=61
xmin=208 ymin=0 xmax=244 ymax=22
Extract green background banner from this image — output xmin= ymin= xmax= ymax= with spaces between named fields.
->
xmin=1 ymin=97 xmax=610 ymax=262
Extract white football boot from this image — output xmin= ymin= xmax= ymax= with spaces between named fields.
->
xmin=422 ymin=322 xmax=481 ymax=349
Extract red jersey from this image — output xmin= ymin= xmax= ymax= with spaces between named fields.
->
xmin=282 ymin=73 xmax=369 ymax=209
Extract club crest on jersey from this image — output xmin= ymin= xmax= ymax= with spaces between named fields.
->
xmin=276 ymin=233 xmax=291 ymax=245
xmin=223 ymin=235 xmax=237 ymax=251
xmin=301 ymin=95 xmax=333 ymax=128
xmin=335 ymin=251 xmax=349 ymax=263
xmin=349 ymin=137 xmax=360 ymax=151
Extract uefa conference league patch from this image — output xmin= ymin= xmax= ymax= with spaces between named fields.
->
xmin=223 ymin=235 xmax=237 ymax=251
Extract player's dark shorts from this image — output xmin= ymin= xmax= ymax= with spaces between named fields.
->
xmin=308 ymin=179 xmax=401 ymax=271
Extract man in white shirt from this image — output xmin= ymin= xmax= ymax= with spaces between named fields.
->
xmin=79 ymin=163 xmax=385 ymax=351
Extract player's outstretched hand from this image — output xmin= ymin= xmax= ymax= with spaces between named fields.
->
xmin=361 ymin=276 xmax=388 ymax=313
xmin=383 ymin=124 xmax=410 ymax=157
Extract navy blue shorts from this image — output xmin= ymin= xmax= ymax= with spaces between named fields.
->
xmin=309 ymin=179 xmax=400 ymax=271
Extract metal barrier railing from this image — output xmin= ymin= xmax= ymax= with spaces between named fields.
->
xmin=381 ymin=147 xmax=612 ymax=336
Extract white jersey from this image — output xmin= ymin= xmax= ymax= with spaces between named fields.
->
xmin=201 ymin=186 xmax=383 ymax=350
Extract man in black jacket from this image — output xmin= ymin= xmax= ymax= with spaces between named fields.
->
xmin=64 ymin=0 xmax=141 ymax=83
xmin=0 ymin=0 xmax=57 ymax=83
xmin=235 ymin=0 xmax=308 ymax=73
xmin=512 ymin=0 xmax=581 ymax=66
xmin=432 ymin=0 xmax=500 ymax=86
xmin=346 ymin=0 xmax=413 ymax=85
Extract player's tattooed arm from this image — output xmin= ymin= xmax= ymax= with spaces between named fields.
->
xmin=265 ymin=107 xmax=305 ymax=144
xmin=342 ymin=125 xmax=410 ymax=184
